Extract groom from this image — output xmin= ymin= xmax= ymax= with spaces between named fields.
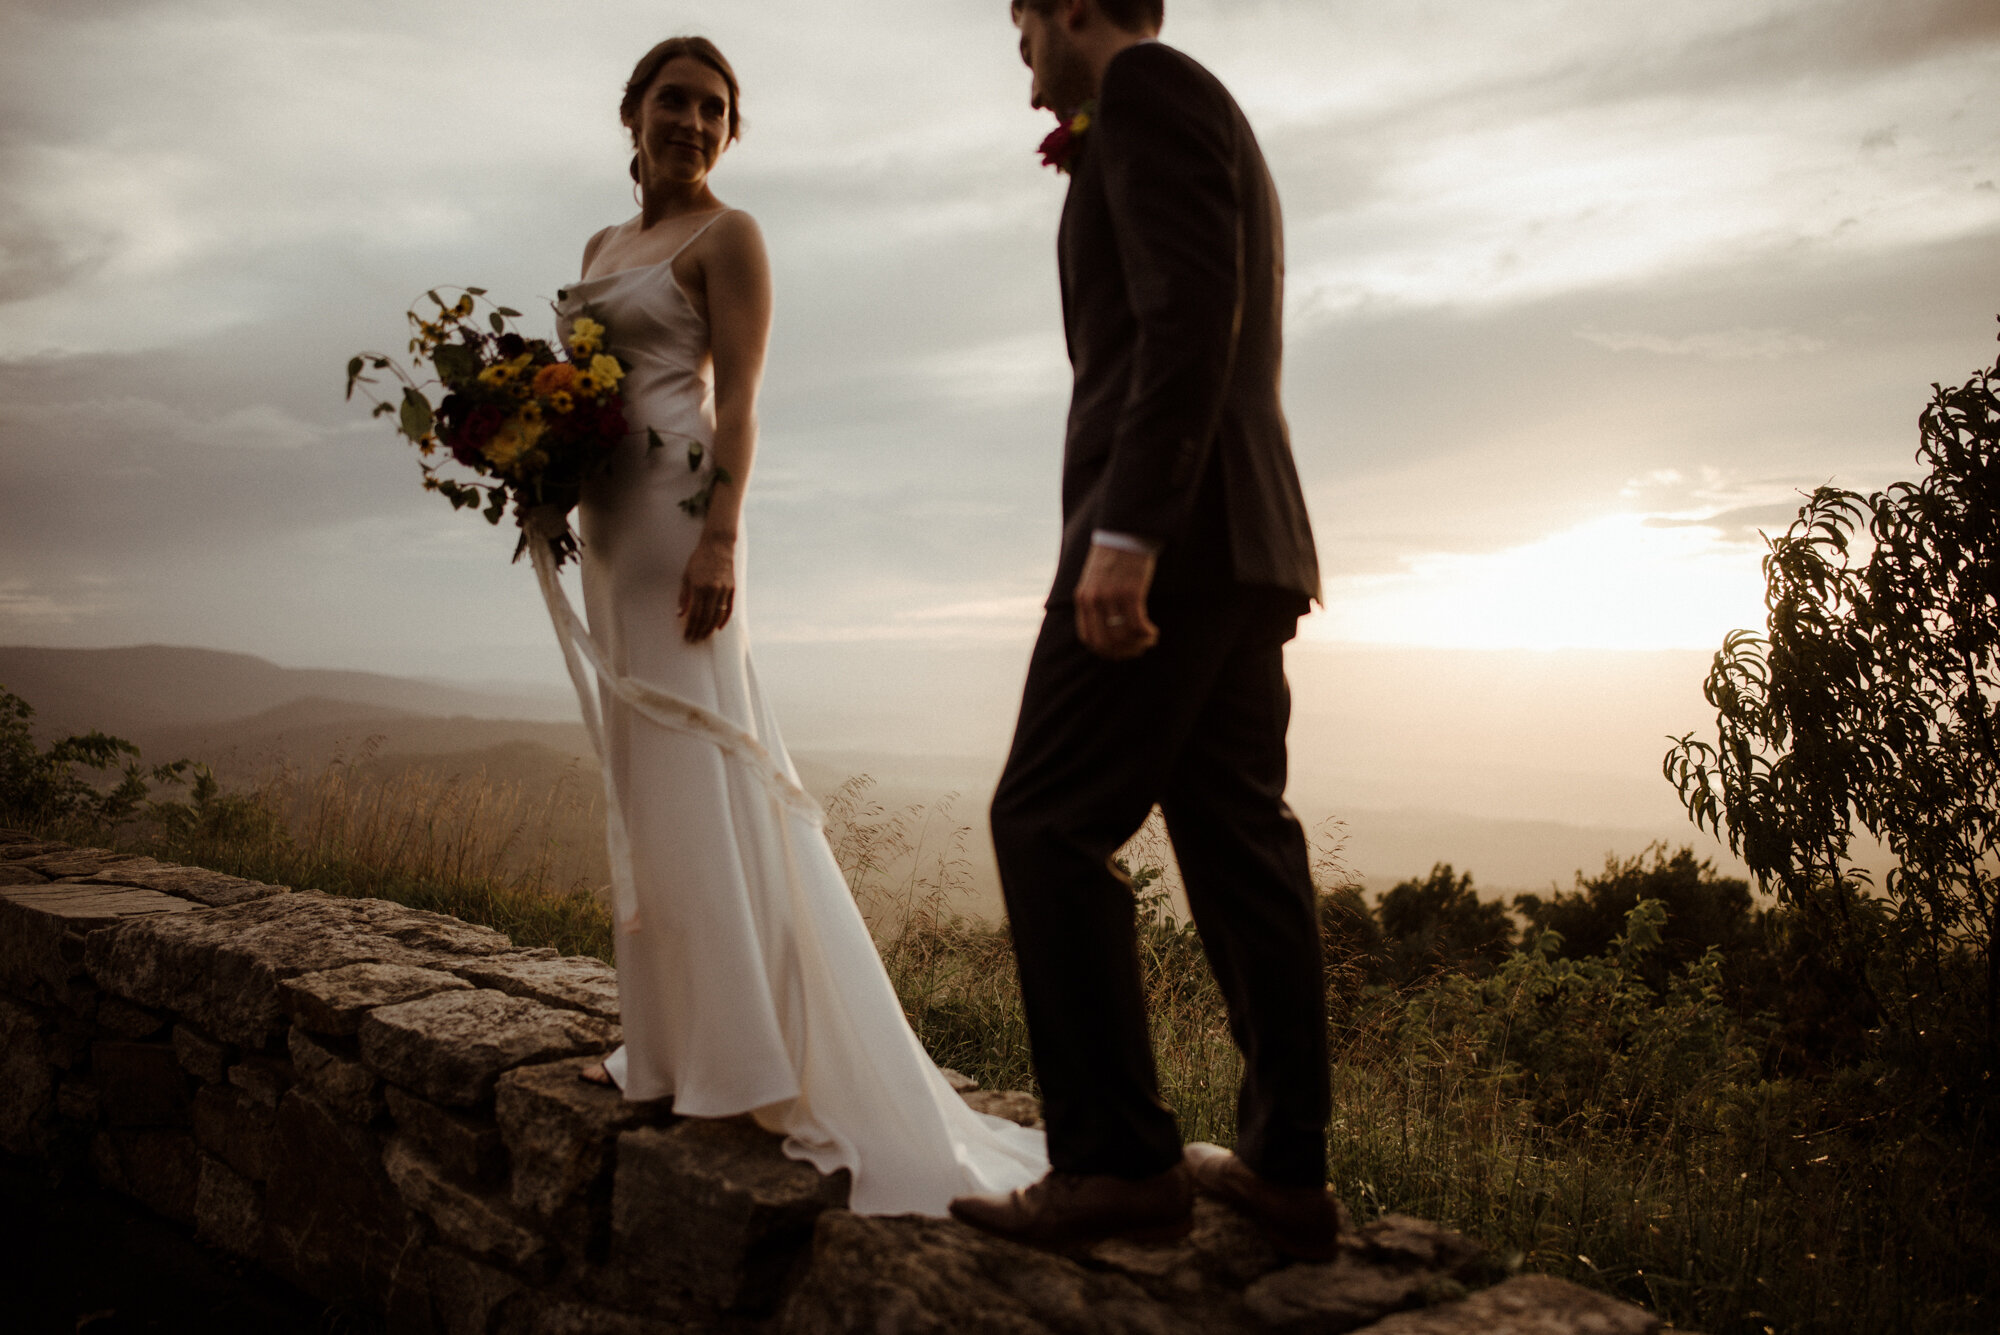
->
xmin=951 ymin=0 xmax=1339 ymax=1256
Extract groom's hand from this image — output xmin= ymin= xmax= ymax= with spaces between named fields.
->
xmin=1076 ymin=544 xmax=1160 ymax=660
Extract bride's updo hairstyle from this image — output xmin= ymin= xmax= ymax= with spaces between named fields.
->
xmin=621 ymin=36 xmax=743 ymax=182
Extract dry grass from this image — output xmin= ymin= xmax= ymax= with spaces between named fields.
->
xmin=132 ymin=739 xmax=617 ymax=958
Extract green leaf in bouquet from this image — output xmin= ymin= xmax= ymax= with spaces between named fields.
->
xmin=466 ymin=286 xmax=486 ymax=296
xmin=483 ymin=489 xmax=508 ymax=524
xmin=372 ymin=402 xmax=395 ymax=418
xmin=496 ymin=306 xmax=521 ymax=318
xmin=489 ymin=312 xmax=505 ymax=335
xmin=345 ymin=356 xmax=364 ymax=400
xmin=677 ymin=465 xmax=733 ymax=518
xmin=687 ymin=437 xmax=704 ymax=472
xmin=398 ymin=387 xmax=435 ymax=442
xmin=427 ymin=289 xmax=443 ymax=308
xmin=432 ymin=342 xmax=479 ymax=386
xmin=646 ymin=427 xmax=665 ymax=455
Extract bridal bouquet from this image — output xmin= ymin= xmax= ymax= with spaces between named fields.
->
xmin=346 ymin=288 xmax=634 ymax=566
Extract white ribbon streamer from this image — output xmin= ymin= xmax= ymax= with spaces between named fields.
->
xmin=529 ymin=538 xmax=824 ymax=931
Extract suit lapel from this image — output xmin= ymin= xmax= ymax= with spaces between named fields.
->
xmin=1055 ymin=139 xmax=1102 ymax=369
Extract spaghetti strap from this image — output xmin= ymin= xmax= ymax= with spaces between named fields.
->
xmin=668 ymin=208 xmax=734 ymax=261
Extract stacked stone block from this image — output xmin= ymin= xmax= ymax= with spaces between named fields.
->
xmin=0 ymin=830 xmax=1662 ymax=1334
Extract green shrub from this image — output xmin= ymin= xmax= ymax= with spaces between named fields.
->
xmin=1378 ymin=863 xmax=1514 ymax=985
xmin=1666 ymin=327 xmax=2000 ymax=1108
xmin=1405 ymin=898 xmax=1755 ymax=1133
xmin=0 ymin=685 xmax=189 ymax=830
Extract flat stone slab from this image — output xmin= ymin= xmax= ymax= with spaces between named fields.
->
xmin=787 ymin=1203 xmax=1504 ymax=1335
xmin=194 ymin=1152 xmax=263 ymax=1258
xmin=0 ymin=838 xmax=73 ymax=862
xmin=447 ymin=953 xmax=621 ymax=1021
xmin=385 ymin=1085 xmax=506 ymax=1183
xmin=1 ymin=882 xmax=199 ymax=999
xmin=80 ymin=859 xmax=288 ymax=907
xmin=1083 ymin=1196 xmax=1288 ymax=1291
xmin=284 ymin=961 xmax=474 ymax=1035
xmin=85 ymin=892 xmax=519 ymax=1048
xmin=1 ymin=995 xmax=55 ymax=1157
xmin=1359 ymin=1215 xmax=1485 ymax=1274
xmin=1244 ymin=1252 xmax=1433 ymax=1330
xmin=496 ymin=1056 xmax=671 ymax=1218
xmin=1354 ymin=1274 xmax=1660 ymax=1334
xmin=783 ymin=1209 xmax=1203 ymax=1334
xmin=612 ymin=1119 xmax=850 ymax=1311
xmin=960 ymin=1088 xmax=1042 ymax=1128
xmin=359 ymin=989 xmax=618 ymax=1107
xmin=20 ymin=848 xmax=147 ymax=878
xmin=172 ymin=1024 xmax=230 ymax=1083
xmin=382 ymin=1136 xmax=547 ymax=1271
xmin=290 ymin=1026 xmax=383 ymax=1123
xmin=2 ymin=880 xmax=200 ymax=927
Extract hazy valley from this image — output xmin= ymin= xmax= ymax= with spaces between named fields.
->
xmin=0 ymin=640 xmax=1757 ymax=919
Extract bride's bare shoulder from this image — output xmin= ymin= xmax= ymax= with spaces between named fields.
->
xmin=702 ymin=209 xmax=768 ymax=265
xmin=580 ymin=225 xmax=620 ymax=278
xmin=713 ymin=208 xmax=763 ymax=240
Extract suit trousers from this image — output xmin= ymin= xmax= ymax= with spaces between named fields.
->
xmin=990 ymin=586 xmax=1329 ymax=1187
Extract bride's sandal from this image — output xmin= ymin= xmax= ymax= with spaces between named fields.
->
xmin=577 ymin=1062 xmax=617 ymax=1089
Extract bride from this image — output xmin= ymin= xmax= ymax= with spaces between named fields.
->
xmin=538 ymin=36 xmax=1047 ymax=1216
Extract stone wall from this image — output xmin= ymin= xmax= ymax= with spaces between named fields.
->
xmin=0 ymin=830 xmax=1666 ymax=1335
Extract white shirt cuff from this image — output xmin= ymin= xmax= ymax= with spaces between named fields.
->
xmin=1091 ymin=529 xmax=1161 ymax=556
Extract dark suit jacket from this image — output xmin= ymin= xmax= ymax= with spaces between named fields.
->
xmin=1051 ymin=41 xmax=1320 ymax=607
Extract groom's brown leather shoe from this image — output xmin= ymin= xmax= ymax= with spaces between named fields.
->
xmin=949 ymin=1164 xmax=1193 ymax=1249
xmin=1183 ymin=1142 xmax=1346 ymax=1261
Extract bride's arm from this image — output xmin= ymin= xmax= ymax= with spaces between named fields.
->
xmin=681 ymin=210 xmax=773 ymax=642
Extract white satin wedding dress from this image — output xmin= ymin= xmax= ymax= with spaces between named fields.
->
xmin=539 ymin=211 xmax=1046 ymax=1215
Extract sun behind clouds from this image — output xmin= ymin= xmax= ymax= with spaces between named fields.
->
xmin=1307 ymin=511 xmax=1771 ymax=652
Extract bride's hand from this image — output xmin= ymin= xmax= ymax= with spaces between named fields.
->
xmin=679 ymin=534 xmax=737 ymax=642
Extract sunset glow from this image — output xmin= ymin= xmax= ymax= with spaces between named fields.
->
xmin=1309 ymin=512 xmax=1772 ymax=652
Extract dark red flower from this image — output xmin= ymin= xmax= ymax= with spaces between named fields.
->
xmin=451 ymin=404 xmax=504 ymax=467
xmin=1037 ymin=102 xmax=1095 ymax=174
xmin=1037 ymin=122 xmax=1073 ymax=171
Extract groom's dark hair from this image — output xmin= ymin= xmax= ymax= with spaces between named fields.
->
xmin=1012 ymin=0 xmax=1164 ymax=34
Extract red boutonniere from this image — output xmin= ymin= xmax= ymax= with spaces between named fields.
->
xmin=1037 ymin=101 xmax=1096 ymax=174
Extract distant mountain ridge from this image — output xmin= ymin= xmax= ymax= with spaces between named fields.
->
xmin=0 ymin=641 xmax=1762 ymax=907
xmin=0 ymin=644 xmax=574 ymax=738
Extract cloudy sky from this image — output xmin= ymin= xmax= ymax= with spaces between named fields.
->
xmin=3 ymin=0 xmax=1998 ymax=874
